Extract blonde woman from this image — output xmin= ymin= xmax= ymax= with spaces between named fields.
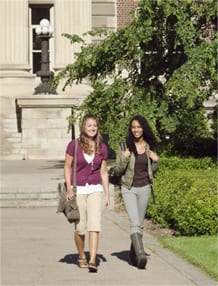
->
xmin=64 ymin=114 xmax=110 ymax=273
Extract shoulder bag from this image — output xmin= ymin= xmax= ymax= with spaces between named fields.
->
xmin=57 ymin=139 xmax=80 ymax=223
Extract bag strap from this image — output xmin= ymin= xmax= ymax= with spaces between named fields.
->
xmin=73 ymin=139 xmax=78 ymax=194
xmin=151 ymin=185 xmax=155 ymax=204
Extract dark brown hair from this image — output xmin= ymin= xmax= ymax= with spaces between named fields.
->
xmin=126 ymin=115 xmax=157 ymax=156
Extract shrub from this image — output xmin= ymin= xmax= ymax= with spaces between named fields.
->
xmin=147 ymin=157 xmax=217 ymax=236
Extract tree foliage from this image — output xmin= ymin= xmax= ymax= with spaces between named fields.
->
xmin=53 ymin=0 xmax=217 ymax=155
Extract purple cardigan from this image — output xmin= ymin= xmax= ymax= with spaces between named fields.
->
xmin=66 ymin=139 xmax=108 ymax=186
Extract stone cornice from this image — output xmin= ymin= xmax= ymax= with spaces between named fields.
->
xmin=16 ymin=95 xmax=81 ymax=108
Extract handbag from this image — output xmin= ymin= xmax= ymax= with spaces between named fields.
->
xmin=108 ymin=167 xmax=121 ymax=185
xmin=57 ymin=140 xmax=80 ymax=223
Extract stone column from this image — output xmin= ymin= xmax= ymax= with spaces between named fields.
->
xmin=54 ymin=0 xmax=91 ymax=70
xmin=0 ymin=0 xmax=29 ymax=74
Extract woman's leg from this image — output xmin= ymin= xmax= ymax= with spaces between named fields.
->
xmin=122 ymin=186 xmax=150 ymax=269
xmin=87 ymin=192 xmax=103 ymax=270
xmin=89 ymin=231 xmax=99 ymax=264
xmin=121 ymin=186 xmax=140 ymax=234
xmin=132 ymin=185 xmax=151 ymax=268
xmin=74 ymin=232 xmax=86 ymax=258
xmin=74 ymin=194 xmax=88 ymax=267
xmin=136 ymin=185 xmax=151 ymax=235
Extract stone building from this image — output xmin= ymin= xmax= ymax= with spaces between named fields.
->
xmin=0 ymin=0 xmax=138 ymax=160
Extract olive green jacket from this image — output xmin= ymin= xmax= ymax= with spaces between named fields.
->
xmin=113 ymin=143 xmax=159 ymax=190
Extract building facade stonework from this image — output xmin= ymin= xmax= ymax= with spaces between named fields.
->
xmin=0 ymin=0 xmax=137 ymax=160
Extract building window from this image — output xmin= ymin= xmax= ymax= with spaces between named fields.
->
xmin=29 ymin=5 xmax=52 ymax=74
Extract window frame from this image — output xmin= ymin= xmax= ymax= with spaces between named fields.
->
xmin=29 ymin=4 xmax=54 ymax=74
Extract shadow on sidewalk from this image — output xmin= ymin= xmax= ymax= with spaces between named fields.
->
xmin=58 ymin=253 xmax=78 ymax=265
xmin=58 ymin=252 xmax=107 ymax=266
xmin=111 ymin=250 xmax=129 ymax=264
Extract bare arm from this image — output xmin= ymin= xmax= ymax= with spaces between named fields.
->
xmin=64 ymin=153 xmax=74 ymax=200
xmin=100 ymin=160 xmax=110 ymax=209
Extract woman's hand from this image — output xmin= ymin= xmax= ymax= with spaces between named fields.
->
xmin=122 ymin=148 xmax=131 ymax=158
xmin=105 ymin=196 xmax=110 ymax=209
xmin=66 ymin=189 xmax=74 ymax=201
xmin=148 ymin=150 xmax=159 ymax=162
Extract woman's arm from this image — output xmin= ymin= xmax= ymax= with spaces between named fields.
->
xmin=100 ymin=160 xmax=110 ymax=208
xmin=113 ymin=147 xmax=130 ymax=175
xmin=148 ymin=150 xmax=159 ymax=173
xmin=64 ymin=153 xmax=74 ymax=200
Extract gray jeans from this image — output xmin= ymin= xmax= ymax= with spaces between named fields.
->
xmin=121 ymin=185 xmax=151 ymax=235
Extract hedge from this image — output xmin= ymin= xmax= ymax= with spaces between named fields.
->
xmin=147 ymin=157 xmax=217 ymax=236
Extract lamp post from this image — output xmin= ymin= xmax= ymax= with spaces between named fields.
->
xmin=34 ymin=19 xmax=57 ymax=94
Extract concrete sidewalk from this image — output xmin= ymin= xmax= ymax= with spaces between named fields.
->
xmin=0 ymin=160 xmax=216 ymax=286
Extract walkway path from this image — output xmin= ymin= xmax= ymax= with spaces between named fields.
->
xmin=0 ymin=160 xmax=216 ymax=286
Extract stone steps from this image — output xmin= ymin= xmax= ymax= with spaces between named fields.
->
xmin=0 ymin=154 xmax=25 ymax=160
xmin=0 ymin=187 xmax=59 ymax=207
xmin=0 ymin=183 xmax=115 ymax=208
xmin=0 ymin=159 xmax=63 ymax=206
xmin=0 ymin=160 xmax=115 ymax=208
xmin=0 ymin=199 xmax=58 ymax=208
xmin=0 ymin=116 xmax=23 ymax=159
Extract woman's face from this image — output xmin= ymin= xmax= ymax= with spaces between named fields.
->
xmin=84 ymin=118 xmax=98 ymax=138
xmin=131 ymin=120 xmax=143 ymax=139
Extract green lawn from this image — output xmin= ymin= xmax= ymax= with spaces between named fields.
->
xmin=159 ymin=235 xmax=218 ymax=280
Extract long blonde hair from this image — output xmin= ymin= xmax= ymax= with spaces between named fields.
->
xmin=79 ymin=114 xmax=102 ymax=154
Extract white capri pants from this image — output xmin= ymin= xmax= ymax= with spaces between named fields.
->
xmin=75 ymin=191 xmax=103 ymax=235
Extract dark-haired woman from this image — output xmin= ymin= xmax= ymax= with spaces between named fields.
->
xmin=64 ymin=114 xmax=110 ymax=273
xmin=112 ymin=115 xmax=159 ymax=269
